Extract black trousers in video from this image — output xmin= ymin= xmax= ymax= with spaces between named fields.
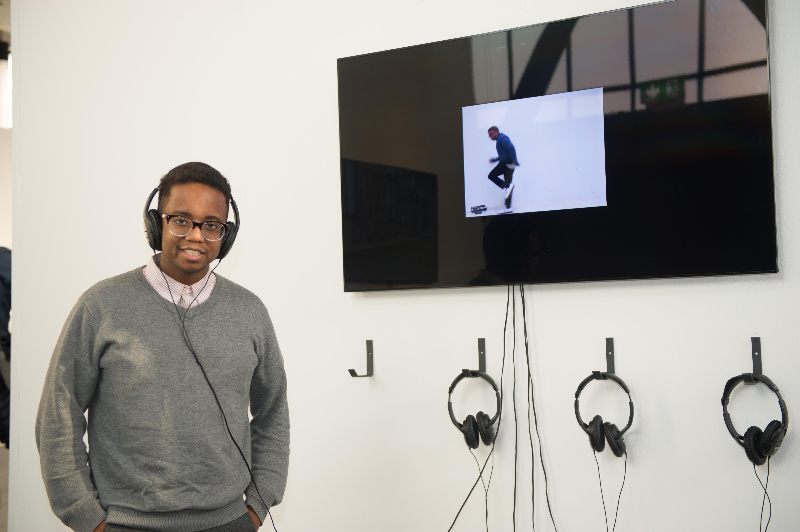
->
xmin=488 ymin=162 xmax=514 ymax=189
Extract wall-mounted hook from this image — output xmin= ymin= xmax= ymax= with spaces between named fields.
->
xmin=605 ymin=338 xmax=615 ymax=375
xmin=744 ymin=337 xmax=762 ymax=385
xmin=462 ymin=338 xmax=486 ymax=376
xmin=349 ymin=340 xmax=373 ymax=377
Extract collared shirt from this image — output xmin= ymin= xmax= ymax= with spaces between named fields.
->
xmin=142 ymin=254 xmax=216 ymax=309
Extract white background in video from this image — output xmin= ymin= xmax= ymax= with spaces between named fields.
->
xmin=462 ymin=87 xmax=607 ymax=217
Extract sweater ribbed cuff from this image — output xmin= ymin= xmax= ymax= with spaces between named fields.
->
xmin=69 ymin=498 xmax=107 ymax=532
xmin=244 ymin=483 xmax=273 ymax=524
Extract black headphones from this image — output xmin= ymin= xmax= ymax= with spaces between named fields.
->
xmin=722 ymin=373 xmax=789 ymax=466
xmin=143 ymin=186 xmax=240 ymax=260
xmin=448 ymin=370 xmax=502 ymax=449
xmin=574 ymin=371 xmax=634 ymax=457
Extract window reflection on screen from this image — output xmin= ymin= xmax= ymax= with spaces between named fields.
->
xmin=470 ymin=0 xmax=768 ymax=113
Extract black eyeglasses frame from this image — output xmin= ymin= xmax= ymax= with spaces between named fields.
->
xmin=160 ymin=212 xmax=228 ymax=242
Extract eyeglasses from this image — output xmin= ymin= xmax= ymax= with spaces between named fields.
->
xmin=161 ymin=213 xmax=228 ymax=242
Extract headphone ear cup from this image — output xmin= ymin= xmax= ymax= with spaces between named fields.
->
xmin=603 ymin=422 xmax=626 ymax=457
xmin=462 ymin=415 xmax=479 ymax=449
xmin=588 ymin=415 xmax=605 ymax=452
xmin=217 ymin=222 xmax=238 ymax=260
xmin=476 ymin=411 xmax=495 ymax=446
xmin=744 ymin=426 xmax=767 ymax=466
xmin=145 ymin=209 xmax=163 ymax=251
xmin=760 ymin=420 xmax=786 ymax=458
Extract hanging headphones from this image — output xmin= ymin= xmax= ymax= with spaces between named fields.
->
xmin=448 ymin=370 xmax=502 ymax=449
xmin=574 ymin=371 xmax=634 ymax=457
xmin=143 ymin=186 xmax=240 ymax=260
xmin=721 ymin=373 xmax=789 ymax=466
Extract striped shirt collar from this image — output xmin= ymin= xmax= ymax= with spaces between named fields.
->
xmin=142 ymin=254 xmax=217 ymax=309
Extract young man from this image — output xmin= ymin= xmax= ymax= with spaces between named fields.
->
xmin=487 ymin=126 xmax=519 ymax=213
xmin=36 ymin=163 xmax=289 ymax=532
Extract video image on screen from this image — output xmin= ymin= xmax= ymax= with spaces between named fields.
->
xmin=463 ymin=88 xmax=607 ymax=217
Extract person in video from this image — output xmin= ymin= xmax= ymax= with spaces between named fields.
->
xmin=487 ymin=126 xmax=519 ymax=213
xmin=36 ymin=163 xmax=289 ymax=532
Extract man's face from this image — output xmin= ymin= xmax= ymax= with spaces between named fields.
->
xmin=488 ymin=129 xmax=499 ymax=140
xmin=159 ymin=182 xmax=228 ymax=285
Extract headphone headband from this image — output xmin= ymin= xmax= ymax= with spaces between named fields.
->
xmin=721 ymin=373 xmax=789 ymax=446
xmin=447 ymin=370 xmax=502 ymax=430
xmin=144 ymin=185 xmax=159 ymax=220
xmin=574 ymin=371 xmax=634 ymax=437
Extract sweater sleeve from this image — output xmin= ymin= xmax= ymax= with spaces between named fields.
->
xmin=245 ymin=304 xmax=290 ymax=522
xmin=500 ymin=136 xmax=518 ymax=165
xmin=36 ymin=300 xmax=108 ymax=532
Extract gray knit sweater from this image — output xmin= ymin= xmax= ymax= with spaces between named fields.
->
xmin=36 ymin=268 xmax=290 ymax=532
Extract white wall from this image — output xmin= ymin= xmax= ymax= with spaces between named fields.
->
xmin=10 ymin=0 xmax=800 ymax=531
xmin=0 ymin=127 xmax=10 ymax=248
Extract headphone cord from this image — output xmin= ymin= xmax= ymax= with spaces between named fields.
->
xmin=157 ymin=256 xmax=278 ymax=532
xmin=498 ymin=285 xmax=510 ymax=532
xmin=520 ymin=285 xmax=558 ymax=532
xmin=593 ymin=450 xmax=609 ymax=532
xmin=448 ymin=445 xmax=497 ymax=531
xmin=754 ymin=457 xmax=772 ymax=532
xmin=519 ymin=285 xmax=536 ymax=532
xmin=448 ymin=285 xmax=512 ymax=532
xmin=612 ymin=452 xmax=627 ymax=532
xmin=592 ymin=448 xmax=627 ymax=532
xmin=467 ymin=448 xmax=490 ymax=532
xmin=511 ymin=285 xmax=518 ymax=532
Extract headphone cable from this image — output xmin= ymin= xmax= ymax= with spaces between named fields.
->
xmin=448 ymin=445 xmax=497 ymax=531
xmin=519 ymin=285 xmax=537 ymax=532
xmin=611 ymin=452 xmax=627 ymax=532
xmin=754 ymin=457 xmax=772 ymax=532
xmin=481 ymin=284 xmax=513 ymax=505
xmin=591 ymin=436 xmax=628 ymax=532
xmin=448 ymin=286 xmax=512 ymax=532
xmin=520 ymin=285 xmax=558 ymax=532
xmin=593 ymin=450 xmax=609 ymax=532
xmin=157 ymin=255 xmax=278 ymax=532
xmin=467 ymin=447 xmax=490 ymax=532
xmin=511 ymin=285 xmax=519 ymax=532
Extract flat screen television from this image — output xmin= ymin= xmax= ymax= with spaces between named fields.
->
xmin=337 ymin=0 xmax=776 ymax=291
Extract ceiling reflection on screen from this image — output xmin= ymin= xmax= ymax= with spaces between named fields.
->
xmin=471 ymin=0 xmax=768 ymax=112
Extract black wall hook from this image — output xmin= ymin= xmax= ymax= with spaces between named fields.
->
xmin=462 ymin=338 xmax=486 ymax=377
xmin=744 ymin=337 xmax=762 ymax=385
xmin=349 ymin=340 xmax=374 ymax=377
xmin=591 ymin=338 xmax=616 ymax=380
xmin=605 ymin=337 xmax=615 ymax=375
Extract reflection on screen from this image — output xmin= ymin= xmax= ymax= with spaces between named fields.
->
xmin=470 ymin=0 xmax=768 ymax=112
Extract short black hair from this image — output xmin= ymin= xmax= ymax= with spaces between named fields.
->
xmin=488 ymin=126 xmax=499 ymax=133
xmin=157 ymin=162 xmax=232 ymax=212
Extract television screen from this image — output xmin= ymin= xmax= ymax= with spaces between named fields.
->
xmin=337 ymin=0 xmax=776 ymax=291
